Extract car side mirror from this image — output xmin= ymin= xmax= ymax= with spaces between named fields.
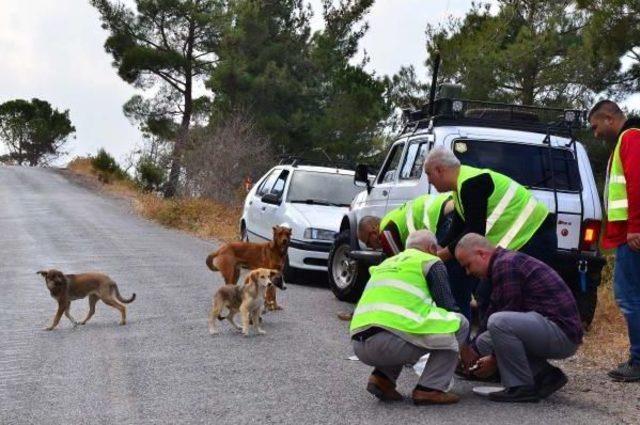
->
xmin=261 ymin=193 xmax=281 ymax=205
xmin=354 ymin=164 xmax=372 ymax=194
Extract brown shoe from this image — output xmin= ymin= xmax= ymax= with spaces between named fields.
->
xmin=412 ymin=388 xmax=460 ymax=405
xmin=337 ymin=312 xmax=353 ymax=321
xmin=366 ymin=374 xmax=403 ymax=401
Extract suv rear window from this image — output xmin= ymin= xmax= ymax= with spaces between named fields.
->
xmin=452 ymin=139 xmax=581 ymax=192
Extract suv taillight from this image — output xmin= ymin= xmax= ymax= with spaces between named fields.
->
xmin=580 ymin=220 xmax=601 ymax=251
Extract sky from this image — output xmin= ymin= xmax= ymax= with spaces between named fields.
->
xmin=0 ymin=1 xmax=638 ymax=165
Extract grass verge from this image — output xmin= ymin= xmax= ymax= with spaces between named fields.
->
xmin=66 ymin=157 xmax=241 ymax=242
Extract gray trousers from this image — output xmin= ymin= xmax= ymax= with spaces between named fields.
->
xmin=475 ymin=311 xmax=578 ymax=388
xmin=352 ymin=315 xmax=469 ymax=391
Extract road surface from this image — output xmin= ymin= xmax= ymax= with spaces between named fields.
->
xmin=0 ymin=166 xmax=615 ymax=424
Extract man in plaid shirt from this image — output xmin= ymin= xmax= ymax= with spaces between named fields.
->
xmin=455 ymin=234 xmax=583 ymax=403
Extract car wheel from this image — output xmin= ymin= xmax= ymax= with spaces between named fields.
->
xmin=240 ymin=222 xmax=249 ymax=242
xmin=575 ymin=286 xmax=598 ymax=330
xmin=282 ymin=256 xmax=298 ymax=284
xmin=328 ymin=230 xmax=369 ymax=302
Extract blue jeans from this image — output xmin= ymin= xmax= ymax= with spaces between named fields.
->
xmin=614 ymin=244 xmax=640 ymax=364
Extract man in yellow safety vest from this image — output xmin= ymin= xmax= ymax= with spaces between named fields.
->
xmin=350 ymin=230 xmax=469 ymax=405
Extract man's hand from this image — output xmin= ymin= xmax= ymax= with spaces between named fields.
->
xmin=628 ymin=233 xmax=640 ymax=251
xmin=460 ymin=344 xmax=480 ymax=370
xmin=437 ymin=247 xmax=452 ymax=262
xmin=471 ymin=355 xmax=497 ymax=379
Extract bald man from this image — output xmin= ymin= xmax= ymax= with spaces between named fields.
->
xmin=455 ymin=234 xmax=582 ymax=403
xmin=589 ymin=100 xmax=640 ymax=382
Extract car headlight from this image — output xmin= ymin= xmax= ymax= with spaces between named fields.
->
xmin=303 ymin=228 xmax=336 ymax=241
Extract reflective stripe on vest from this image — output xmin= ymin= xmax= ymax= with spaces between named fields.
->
xmin=349 ymin=249 xmax=461 ymax=336
xmin=605 ymin=129 xmax=635 ymax=221
xmin=452 ymin=165 xmax=548 ymax=250
xmin=381 ymin=194 xmax=451 ymax=247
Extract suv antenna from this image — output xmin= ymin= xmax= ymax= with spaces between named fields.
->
xmin=428 ymin=51 xmax=441 ymax=117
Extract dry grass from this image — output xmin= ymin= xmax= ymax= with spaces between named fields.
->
xmin=65 ymin=157 xmax=241 ymax=243
xmin=579 ymin=256 xmax=629 ymax=366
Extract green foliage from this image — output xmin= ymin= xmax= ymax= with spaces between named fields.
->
xmin=0 ymin=98 xmax=75 ymax=165
xmin=208 ymin=0 xmax=389 ymax=161
xmin=135 ymin=157 xmax=167 ymax=192
xmin=91 ymin=0 xmax=223 ymax=196
xmin=426 ymin=1 xmax=625 ymax=108
xmin=92 ymin=148 xmax=128 ymax=182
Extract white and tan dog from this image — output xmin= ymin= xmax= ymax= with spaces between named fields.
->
xmin=208 ymin=268 xmax=285 ymax=336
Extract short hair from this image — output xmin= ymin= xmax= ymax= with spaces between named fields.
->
xmin=424 ymin=146 xmax=461 ymax=170
xmin=455 ymin=233 xmax=494 ymax=256
xmin=588 ymin=100 xmax=624 ymax=120
xmin=357 ymin=216 xmax=380 ymax=241
xmin=405 ymin=230 xmax=438 ymax=252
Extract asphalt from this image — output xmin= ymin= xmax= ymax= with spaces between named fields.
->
xmin=0 ymin=166 xmax=614 ymax=425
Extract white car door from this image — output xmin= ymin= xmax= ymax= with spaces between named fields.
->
xmin=246 ymin=169 xmax=281 ymax=241
xmin=385 ymin=137 xmax=432 ymax=210
xmin=256 ymin=169 xmax=291 ymax=239
xmin=358 ymin=140 xmax=407 ymax=221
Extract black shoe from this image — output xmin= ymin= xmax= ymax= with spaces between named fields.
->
xmin=608 ymin=360 xmax=640 ymax=382
xmin=488 ymin=385 xmax=540 ymax=403
xmin=535 ymin=366 xmax=568 ymax=399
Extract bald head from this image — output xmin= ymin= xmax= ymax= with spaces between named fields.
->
xmin=423 ymin=147 xmax=461 ymax=192
xmin=405 ymin=230 xmax=438 ymax=254
xmin=358 ymin=215 xmax=381 ymax=249
xmin=588 ymin=99 xmax=626 ymax=144
xmin=454 ymin=233 xmax=495 ymax=278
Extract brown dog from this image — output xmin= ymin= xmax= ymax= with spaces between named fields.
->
xmin=37 ymin=269 xmax=136 ymax=330
xmin=208 ymin=268 xmax=285 ymax=336
xmin=205 ymin=226 xmax=291 ymax=310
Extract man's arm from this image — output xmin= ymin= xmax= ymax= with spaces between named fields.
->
xmin=424 ymin=261 xmax=459 ymax=312
xmin=445 ymin=173 xmax=493 ymax=255
xmin=621 ymin=129 xmax=640 ymax=250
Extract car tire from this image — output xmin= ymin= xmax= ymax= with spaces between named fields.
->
xmin=574 ymin=285 xmax=598 ymax=330
xmin=240 ymin=222 xmax=249 ymax=242
xmin=328 ymin=230 xmax=369 ymax=302
xmin=282 ymin=256 xmax=298 ymax=284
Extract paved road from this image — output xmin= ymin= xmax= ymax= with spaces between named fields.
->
xmin=0 ymin=166 xmax=613 ymax=425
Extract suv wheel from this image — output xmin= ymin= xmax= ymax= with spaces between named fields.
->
xmin=328 ymin=230 xmax=369 ymax=302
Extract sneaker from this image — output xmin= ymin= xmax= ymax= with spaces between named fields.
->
xmin=608 ymin=360 xmax=640 ymax=382
xmin=488 ymin=385 xmax=540 ymax=403
xmin=535 ymin=366 xmax=568 ymax=398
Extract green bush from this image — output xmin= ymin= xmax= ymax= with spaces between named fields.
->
xmin=91 ymin=148 xmax=128 ymax=183
xmin=136 ymin=158 xmax=166 ymax=191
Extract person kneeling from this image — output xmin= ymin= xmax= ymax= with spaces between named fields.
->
xmin=350 ymin=230 xmax=469 ymax=405
xmin=455 ymin=234 xmax=583 ymax=403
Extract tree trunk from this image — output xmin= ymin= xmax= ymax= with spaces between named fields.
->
xmin=163 ymin=22 xmax=195 ymax=198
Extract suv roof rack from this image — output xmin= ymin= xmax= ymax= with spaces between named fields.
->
xmin=400 ymin=98 xmax=586 ymax=138
xmin=277 ymin=155 xmax=357 ymax=170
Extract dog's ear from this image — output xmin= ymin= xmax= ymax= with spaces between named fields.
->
xmin=250 ymin=271 xmax=259 ymax=285
xmin=36 ymin=270 xmax=48 ymax=278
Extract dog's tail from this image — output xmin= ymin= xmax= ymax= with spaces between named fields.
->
xmin=112 ymin=284 xmax=136 ymax=304
xmin=206 ymin=252 xmax=218 ymax=271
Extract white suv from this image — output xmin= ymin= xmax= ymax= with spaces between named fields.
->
xmin=328 ymin=98 xmax=606 ymax=326
xmin=240 ymin=160 xmax=363 ymax=280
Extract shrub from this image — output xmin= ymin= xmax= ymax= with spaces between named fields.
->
xmin=136 ymin=157 xmax=166 ymax=192
xmin=91 ymin=148 xmax=127 ymax=183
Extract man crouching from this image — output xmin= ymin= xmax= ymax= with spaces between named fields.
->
xmin=350 ymin=230 xmax=468 ymax=405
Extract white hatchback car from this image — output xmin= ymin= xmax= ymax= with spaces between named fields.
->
xmin=240 ymin=161 xmax=363 ymax=279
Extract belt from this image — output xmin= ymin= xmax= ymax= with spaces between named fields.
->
xmin=352 ymin=327 xmax=383 ymax=342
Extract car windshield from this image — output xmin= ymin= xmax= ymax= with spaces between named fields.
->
xmin=452 ymin=139 xmax=582 ymax=191
xmin=287 ymin=171 xmax=361 ymax=206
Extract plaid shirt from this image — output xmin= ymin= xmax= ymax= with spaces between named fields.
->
xmin=479 ymin=248 xmax=583 ymax=345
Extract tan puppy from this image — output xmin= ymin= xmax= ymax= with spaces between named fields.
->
xmin=208 ymin=268 xmax=285 ymax=336
xmin=205 ymin=226 xmax=291 ymax=311
xmin=37 ymin=269 xmax=136 ymax=330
